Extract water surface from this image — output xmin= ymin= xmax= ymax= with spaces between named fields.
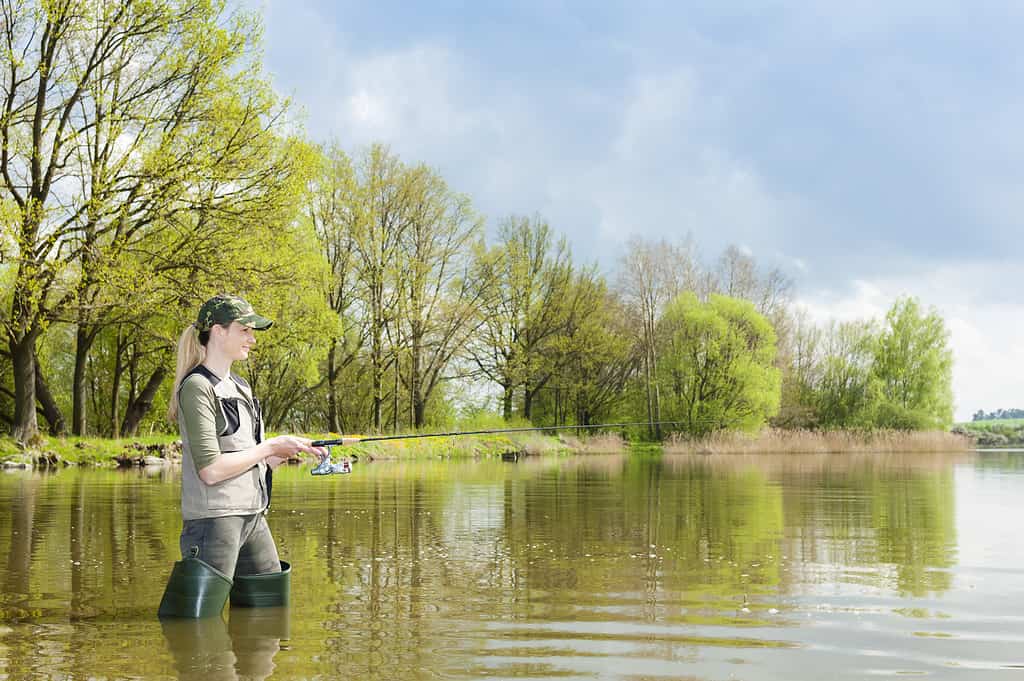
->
xmin=1 ymin=451 xmax=1021 ymax=679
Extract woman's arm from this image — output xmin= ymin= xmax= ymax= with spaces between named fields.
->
xmin=178 ymin=377 xmax=325 ymax=485
xmin=198 ymin=436 xmax=326 ymax=485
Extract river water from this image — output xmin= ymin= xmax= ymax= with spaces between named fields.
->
xmin=0 ymin=451 xmax=1021 ymax=679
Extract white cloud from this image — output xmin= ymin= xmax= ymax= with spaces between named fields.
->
xmin=613 ymin=68 xmax=698 ymax=157
xmin=334 ymin=45 xmax=503 ymax=151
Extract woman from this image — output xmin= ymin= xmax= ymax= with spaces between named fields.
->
xmin=158 ymin=294 xmax=324 ymax=618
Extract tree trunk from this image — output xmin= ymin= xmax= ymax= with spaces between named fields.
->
xmin=34 ymin=354 xmax=67 ymax=436
xmin=393 ymin=354 xmax=400 ymax=432
xmin=371 ymin=327 xmax=383 ymax=430
xmin=410 ymin=333 xmax=423 ymax=428
xmin=502 ymin=384 xmax=513 ymax=421
xmin=109 ymin=334 xmax=127 ymax=438
xmin=643 ymin=347 xmax=655 ymax=440
xmin=650 ymin=340 xmax=662 ymax=439
xmin=11 ymin=335 xmax=40 ymax=443
xmin=523 ymin=385 xmax=534 ymax=421
xmin=413 ymin=394 xmax=425 ymax=429
xmin=72 ymin=325 xmax=97 ymax=436
xmin=121 ymin=367 xmax=167 ymax=436
xmin=327 ymin=340 xmax=339 ymax=433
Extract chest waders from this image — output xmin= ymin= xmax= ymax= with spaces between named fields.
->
xmin=158 ymin=367 xmax=290 ymax=618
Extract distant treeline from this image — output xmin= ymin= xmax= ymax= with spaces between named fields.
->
xmin=0 ymin=0 xmax=956 ymax=444
xmin=971 ymin=409 xmax=1024 ymax=421
xmin=955 ymin=421 xmax=1024 ymax=447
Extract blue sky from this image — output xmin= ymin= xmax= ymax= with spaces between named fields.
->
xmin=258 ymin=1 xmax=1024 ymax=421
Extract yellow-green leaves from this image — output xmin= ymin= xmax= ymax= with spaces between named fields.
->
xmin=659 ymin=293 xmax=781 ymax=436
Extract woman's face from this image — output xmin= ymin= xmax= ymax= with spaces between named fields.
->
xmin=211 ymin=321 xmax=257 ymax=361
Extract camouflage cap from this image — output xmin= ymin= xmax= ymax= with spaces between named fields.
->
xmin=195 ymin=294 xmax=273 ymax=332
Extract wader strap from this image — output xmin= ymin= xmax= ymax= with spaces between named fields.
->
xmin=265 ymin=469 xmax=273 ymax=510
xmin=254 ymin=396 xmax=271 ymax=509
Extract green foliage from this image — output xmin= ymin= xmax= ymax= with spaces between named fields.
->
xmin=467 ymin=216 xmax=576 ymax=421
xmin=527 ymin=274 xmax=635 ymax=427
xmin=777 ymin=298 xmax=955 ymax=433
xmin=814 ymin=321 xmax=880 ymax=428
xmin=871 ymin=297 xmax=954 ymax=430
xmin=657 ymin=293 xmax=781 ymax=436
xmin=1 ymin=0 xmax=314 ymax=440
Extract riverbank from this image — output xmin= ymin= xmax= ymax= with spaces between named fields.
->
xmin=0 ymin=430 xmax=615 ymax=469
xmin=0 ymin=427 xmax=975 ymax=469
xmin=665 ymin=428 xmax=972 ymax=454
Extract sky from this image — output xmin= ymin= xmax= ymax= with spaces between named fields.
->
xmin=256 ymin=1 xmax=1024 ymax=422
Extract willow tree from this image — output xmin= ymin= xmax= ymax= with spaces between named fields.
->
xmin=814 ymin=320 xmax=879 ymax=428
xmin=0 ymin=0 xmax=302 ymax=441
xmin=659 ymin=293 xmax=780 ymax=436
xmin=871 ymin=297 xmax=954 ymax=430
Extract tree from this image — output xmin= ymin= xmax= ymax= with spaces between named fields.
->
xmin=616 ymin=236 xmax=700 ymax=438
xmin=468 ymin=216 xmax=573 ymax=421
xmin=711 ymin=245 xmax=793 ymax=320
xmin=529 ymin=276 xmax=635 ymax=427
xmin=871 ymin=297 xmax=954 ymax=429
xmin=309 ymin=143 xmax=363 ymax=433
xmin=815 ymin=320 xmax=879 ymax=428
xmin=773 ymin=307 xmax=821 ymax=428
xmin=394 ymin=165 xmax=486 ymax=428
xmin=348 ymin=145 xmax=411 ymax=430
xmin=0 ymin=0 xmax=301 ymax=442
xmin=658 ymin=293 xmax=781 ymax=436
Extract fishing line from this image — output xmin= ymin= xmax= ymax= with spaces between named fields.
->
xmin=310 ymin=421 xmax=698 ymax=475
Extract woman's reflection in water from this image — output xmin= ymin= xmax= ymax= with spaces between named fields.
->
xmin=161 ymin=607 xmax=289 ymax=681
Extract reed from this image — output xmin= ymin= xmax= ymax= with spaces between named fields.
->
xmin=551 ymin=432 xmax=625 ymax=452
xmin=664 ymin=428 xmax=972 ymax=454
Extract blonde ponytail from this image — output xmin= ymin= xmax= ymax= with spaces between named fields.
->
xmin=167 ymin=324 xmax=206 ymax=423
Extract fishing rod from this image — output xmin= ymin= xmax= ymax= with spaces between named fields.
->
xmin=309 ymin=421 xmax=686 ymax=475
xmin=311 ymin=421 xmax=685 ymax=448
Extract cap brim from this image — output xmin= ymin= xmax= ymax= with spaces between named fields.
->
xmin=236 ymin=313 xmax=273 ymax=330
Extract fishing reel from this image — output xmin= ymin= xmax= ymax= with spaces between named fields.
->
xmin=310 ymin=446 xmax=357 ymax=476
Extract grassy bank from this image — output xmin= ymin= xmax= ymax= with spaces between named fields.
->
xmin=0 ymin=430 xmax=595 ymax=469
xmin=665 ymin=428 xmax=972 ymax=455
xmin=0 ymin=433 xmax=182 ymax=467
xmin=1 ymin=426 xmax=975 ymax=469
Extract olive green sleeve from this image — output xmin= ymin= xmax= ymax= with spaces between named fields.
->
xmin=178 ymin=377 xmax=222 ymax=472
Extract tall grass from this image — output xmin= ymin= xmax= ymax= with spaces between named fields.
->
xmin=664 ymin=428 xmax=971 ymax=454
xmin=557 ymin=433 xmax=626 ymax=452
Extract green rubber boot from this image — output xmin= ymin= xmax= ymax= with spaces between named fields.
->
xmin=157 ymin=557 xmax=233 ymax=618
xmin=229 ymin=561 xmax=291 ymax=608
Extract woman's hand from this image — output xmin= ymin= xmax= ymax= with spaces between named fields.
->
xmin=265 ymin=452 xmax=293 ymax=470
xmin=265 ymin=435 xmax=328 ymax=462
xmin=200 ymin=435 xmax=327 ymax=485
